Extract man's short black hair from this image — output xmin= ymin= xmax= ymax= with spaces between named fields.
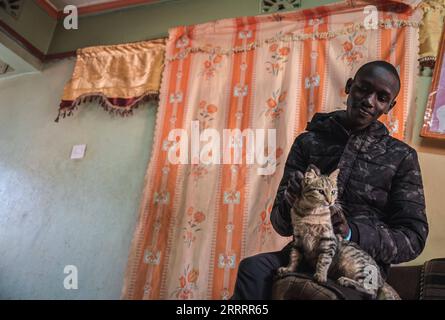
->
xmin=355 ymin=60 xmax=401 ymax=93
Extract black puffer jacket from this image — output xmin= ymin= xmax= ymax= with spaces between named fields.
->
xmin=271 ymin=110 xmax=428 ymax=275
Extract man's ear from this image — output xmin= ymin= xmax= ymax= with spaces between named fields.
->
xmin=384 ymin=100 xmax=397 ymax=114
xmin=345 ymin=78 xmax=353 ymax=94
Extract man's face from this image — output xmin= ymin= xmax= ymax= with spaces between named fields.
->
xmin=345 ymin=66 xmax=399 ymax=131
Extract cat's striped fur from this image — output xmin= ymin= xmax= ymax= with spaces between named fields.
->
xmin=278 ymin=166 xmax=400 ymax=300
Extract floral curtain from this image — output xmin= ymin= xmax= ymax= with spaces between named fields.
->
xmin=122 ymin=1 xmax=421 ymax=300
xmin=56 ymin=38 xmax=166 ymax=122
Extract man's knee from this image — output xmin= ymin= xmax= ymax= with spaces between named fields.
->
xmin=238 ymin=255 xmax=259 ymax=275
xmin=233 ymin=251 xmax=287 ymax=300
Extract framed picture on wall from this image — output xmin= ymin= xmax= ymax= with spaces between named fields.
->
xmin=421 ymin=27 xmax=445 ymax=139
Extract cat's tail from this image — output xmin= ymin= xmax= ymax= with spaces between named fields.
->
xmin=377 ymin=282 xmax=401 ymax=300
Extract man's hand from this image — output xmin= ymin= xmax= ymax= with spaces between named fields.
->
xmin=284 ymin=165 xmax=321 ymax=207
xmin=284 ymin=170 xmax=304 ymax=207
xmin=330 ymin=207 xmax=351 ymax=240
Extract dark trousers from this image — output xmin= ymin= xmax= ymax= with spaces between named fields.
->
xmin=231 ymin=245 xmax=292 ymax=300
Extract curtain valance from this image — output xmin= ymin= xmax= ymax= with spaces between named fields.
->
xmin=419 ymin=0 xmax=445 ymax=68
xmin=56 ymin=38 xmax=166 ymax=122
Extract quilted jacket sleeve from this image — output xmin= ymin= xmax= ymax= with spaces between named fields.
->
xmin=349 ymin=149 xmax=429 ymax=264
xmin=270 ymin=134 xmax=308 ymax=237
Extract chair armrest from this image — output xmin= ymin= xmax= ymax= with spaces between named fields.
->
xmin=386 ymin=265 xmax=422 ymax=300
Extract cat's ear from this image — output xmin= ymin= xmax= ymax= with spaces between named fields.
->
xmin=306 ymin=164 xmax=321 ymax=176
xmin=304 ymin=169 xmax=317 ymax=183
xmin=304 ymin=164 xmax=319 ymax=183
xmin=329 ymin=168 xmax=340 ymax=182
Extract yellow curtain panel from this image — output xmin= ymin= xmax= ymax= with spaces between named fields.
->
xmin=56 ymin=38 xmax=166 ymax=122
xmin=419 ymin=0 xmax=445 ymax=67
xmin=122 ymin=1 xmax=422 ymax=299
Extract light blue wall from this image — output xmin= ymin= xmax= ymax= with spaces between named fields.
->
xmin=0 ymin=59 xmax=156 ymax=299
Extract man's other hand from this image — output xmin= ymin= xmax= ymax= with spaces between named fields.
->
xmin=285 ymin=165 xmax=321 ymax=207
xmin=331 ymin=207 xmax=351 ymax=240
xmin=284 ymin=170 xmax=304 ymax=207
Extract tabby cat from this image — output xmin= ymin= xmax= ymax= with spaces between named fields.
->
xmin=277 ymin=165 xmax=400 ymax=300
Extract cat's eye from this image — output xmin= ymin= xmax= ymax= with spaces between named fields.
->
xmin=331 ymin=190 xmax=337 ymax=195
xmin=318 ymin=189 xmax=325 ymax=195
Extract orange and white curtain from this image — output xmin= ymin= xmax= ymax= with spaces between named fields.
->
xmin=122 ymin=1 xmax=422 ymax=299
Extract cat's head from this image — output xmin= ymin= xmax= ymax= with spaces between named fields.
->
xmin=300 ymin=165 xmax=340 ymax=209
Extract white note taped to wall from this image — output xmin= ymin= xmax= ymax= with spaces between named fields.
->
xmin=71 ymin=144 xmax=86 ymax=159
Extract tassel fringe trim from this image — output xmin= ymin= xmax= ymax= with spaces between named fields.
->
xmin=55 ymin=92 xmax=159 ymax=122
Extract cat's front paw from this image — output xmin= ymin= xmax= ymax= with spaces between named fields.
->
xmin=335 ymin=234 xmax=344 ymax=242
xmin=277 ymin=267 xmax=291 ymax=277
xmin=313 ymin=272 xmax=328 ymax=284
